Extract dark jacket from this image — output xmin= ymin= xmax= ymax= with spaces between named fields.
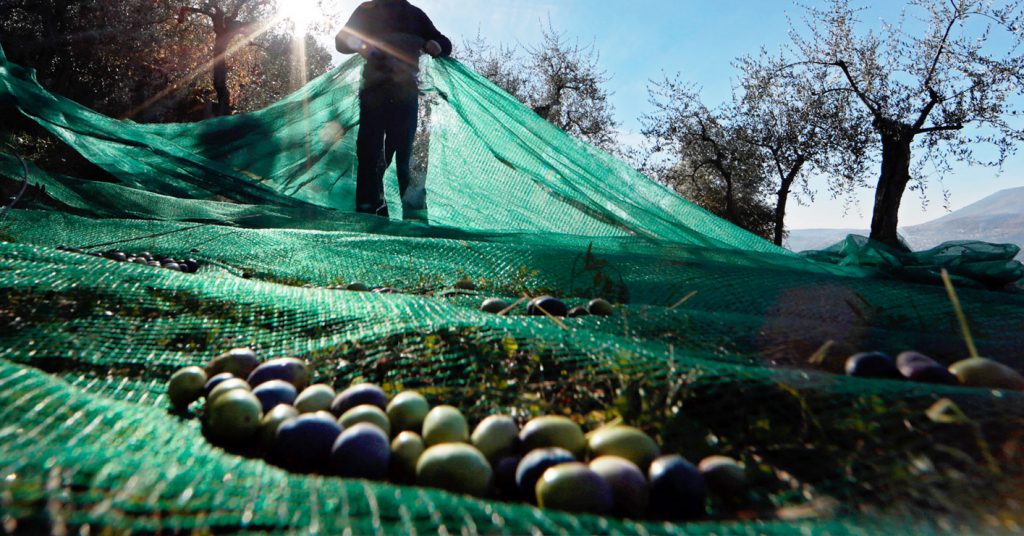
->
xmin=335 ymin=0 xmax=452 ymax=88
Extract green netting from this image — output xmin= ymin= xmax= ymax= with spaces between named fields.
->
xmin=2 ymin=43 xmax=1024 ymax=535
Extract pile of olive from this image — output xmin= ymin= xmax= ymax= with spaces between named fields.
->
xmin=57 ymin=246 xmax=200 ymax=273
xmin=167 ymin=348 xmax=749 ymax=520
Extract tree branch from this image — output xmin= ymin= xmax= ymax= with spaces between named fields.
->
xmin=912 ymin=88 xmax=941 ymax=131
xmin=922 ymin=3 xmax=961 ymax=91
xmin=915 ymin=124 xmax=964 ymax=134
xmin=784 ymin=59 xmax=882 ymax=118
xmin=833 ymin=59 xmax=882 ymax=119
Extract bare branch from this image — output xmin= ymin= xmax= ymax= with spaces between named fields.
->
xmin=922 ymin=2 xmax=961 ymax=91
xmin=912 ymin=88 xmax=942 ymax=131
xmin=833 ymin=60 xmax=882 ymax=119
xmin=916 ymin=124 xmax=965 ymax=134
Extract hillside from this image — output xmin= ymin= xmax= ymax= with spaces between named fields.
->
xmin=786 ymin=187 xmax=1024 ymax=258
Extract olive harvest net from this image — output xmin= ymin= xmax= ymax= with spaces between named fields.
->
xmin=2 ymin=43 xmax=1024 ymax=535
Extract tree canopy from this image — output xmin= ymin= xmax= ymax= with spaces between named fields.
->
xmin=786 ymin=0 xmax=1024 ymax=248
xmin=458 ymin=23 xmax=620 ymax=154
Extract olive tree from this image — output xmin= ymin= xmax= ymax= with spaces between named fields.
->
xmin=642 ymin=77 xmax=776 ymax=239
xmin=177 ymin=0 xmax=276 ymax=116
xmin=642 ymin=60 xmax=868 ymax=245
xmin=735 ymin=50 xmax=871 ymax=245
xmin=458 ymin=23 xmax=620 ymax=154
xmin=787 ymin=0 xmax=1024 ymax=248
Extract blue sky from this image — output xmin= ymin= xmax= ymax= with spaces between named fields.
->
xmin=326 ymin=0 xmax=1024 ymax=230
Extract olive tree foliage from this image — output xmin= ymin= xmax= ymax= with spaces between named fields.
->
xmin=177 ymin=0 xmax=275 ymax=116
xmin=457 ymin=24 xmax=620 ymax=154
xmin=642 ymin=59 xmax=869 ymax=245
xmin=786 ymin=0 xmax=1024 ymax=249
xmin=0 ymin=0 xmax=331 ymax=119
xmin=734 ymin=51 xmax=872 ymax=245
xmin=176 ymin=0 xmax=335 ymax=116
xmin=642 ymin=78 xmax=777 ymax=239
xmin=0 ymin=0 xmax=331 ymax=175
xmin=0 ymin=0 xmax=171 ymax=117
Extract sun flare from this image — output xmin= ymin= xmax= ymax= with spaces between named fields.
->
xmin=279 ymin=0 xmax=320 ymax=33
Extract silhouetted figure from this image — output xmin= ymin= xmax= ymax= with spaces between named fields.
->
xmin=336 ymin=0 xmax=451 ymax=222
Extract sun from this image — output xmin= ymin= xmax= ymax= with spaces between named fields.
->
xmin=278 ymin=0 xmax=320 ymax=33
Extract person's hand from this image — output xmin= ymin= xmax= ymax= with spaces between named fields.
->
xmin=425 ymin=40 xmax=442 ymax=57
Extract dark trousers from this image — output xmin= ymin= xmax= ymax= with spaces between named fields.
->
xmin=355 ymin=84 xmax=421 ymax=218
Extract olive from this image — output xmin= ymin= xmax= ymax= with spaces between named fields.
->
xmin=247 ymin=358 xmax=310 ymax=391
xmin=272 ymin=412 xmax=343 ymax=474
xmin=515 ymin=447 xmax=576 ymax=502
xmin=330 ymin=423 xmax=391 ymax=480
xmin=206 ymin=348 xmax=260 ymax=379
xmin=527 ymin=296 xmax=568 ymax=317
xmin=845 ymin=352 xmax=901 ymax=379
xmin=416 ymin=443 xmax=492 ymax=497
xmin=536 ymin=462 xmax=614 ymax=515
xmin=167 ymin=366 xmax=207 ymax=410
xmin=519 ymin=416 xmax=585 ymax=457
xmin=422 ymin=405 xmax=469 ymax=446
xmin=587 ymin=298 xmax=614 ymax=316
xmin=331 ymin=383 xmax=388 ymax=416
xmin=252 ymin=380 xmax=298 ymax=413
xmin=567 ymin=306 xmax=590 ymax=318
xmin=480 ymin=298 xmax=510 ymax=314
xmin=454 ymin=278 xmax=477 ymax=290
xmin=648 ymin=455 xmax=707 ymax=521
xmin=386 ymin=391 xmax=429 ymax=433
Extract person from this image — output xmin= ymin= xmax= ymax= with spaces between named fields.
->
xmin=335 ymin=0 xmax=452 ymax=222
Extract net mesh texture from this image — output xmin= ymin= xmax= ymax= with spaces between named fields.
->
xmin=2 ymin=43 xmax=1024 ymax=535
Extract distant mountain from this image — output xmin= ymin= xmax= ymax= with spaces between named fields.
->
xmin=784 ymin=228 xmax=863 ymax=253
xmin=786 ymin=187 xmax=1024 ymax=258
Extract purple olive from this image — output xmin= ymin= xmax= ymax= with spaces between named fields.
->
xmin=330 ymin=383 xmax=388 ymax=417
xmin=247 ymin=358 xmax=310 ymax=391
xmin=648 ymin=455 xmax=707 ymax=521
xmin=845 ymin=352 xmax=901 ymax=379
xmin=330 ymin=423 xmax=391 ymax=480
xmin=896 ymin=351 xmax=958 ymax=385
xmin=204 ymin=372 xmax=236 ymax=398
xmin=252 ymin=380 xmax=298 ymax=412
xmin=493 ymin=455 xmax=522 ymax=499
xmin=273 ymin=412 xmax=343 ymax=474
xmin=590 ymin=456 xmax=649 ymax=518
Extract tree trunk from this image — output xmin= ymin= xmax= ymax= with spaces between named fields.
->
xmin=869 ymin=132 xmax=913 ymax=250
xmin=773 ymin=158 xmax=804 ymax=247
xmin=212 ymin=34 xmax=231 ymax=116
xmin=723 ymin=173 xmax=736 ymax=222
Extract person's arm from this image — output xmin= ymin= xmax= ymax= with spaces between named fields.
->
xmin=335 ymin=4 xmax=371 ymax=55
xmin=417 ymin=9 xmax=452 ymax=57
